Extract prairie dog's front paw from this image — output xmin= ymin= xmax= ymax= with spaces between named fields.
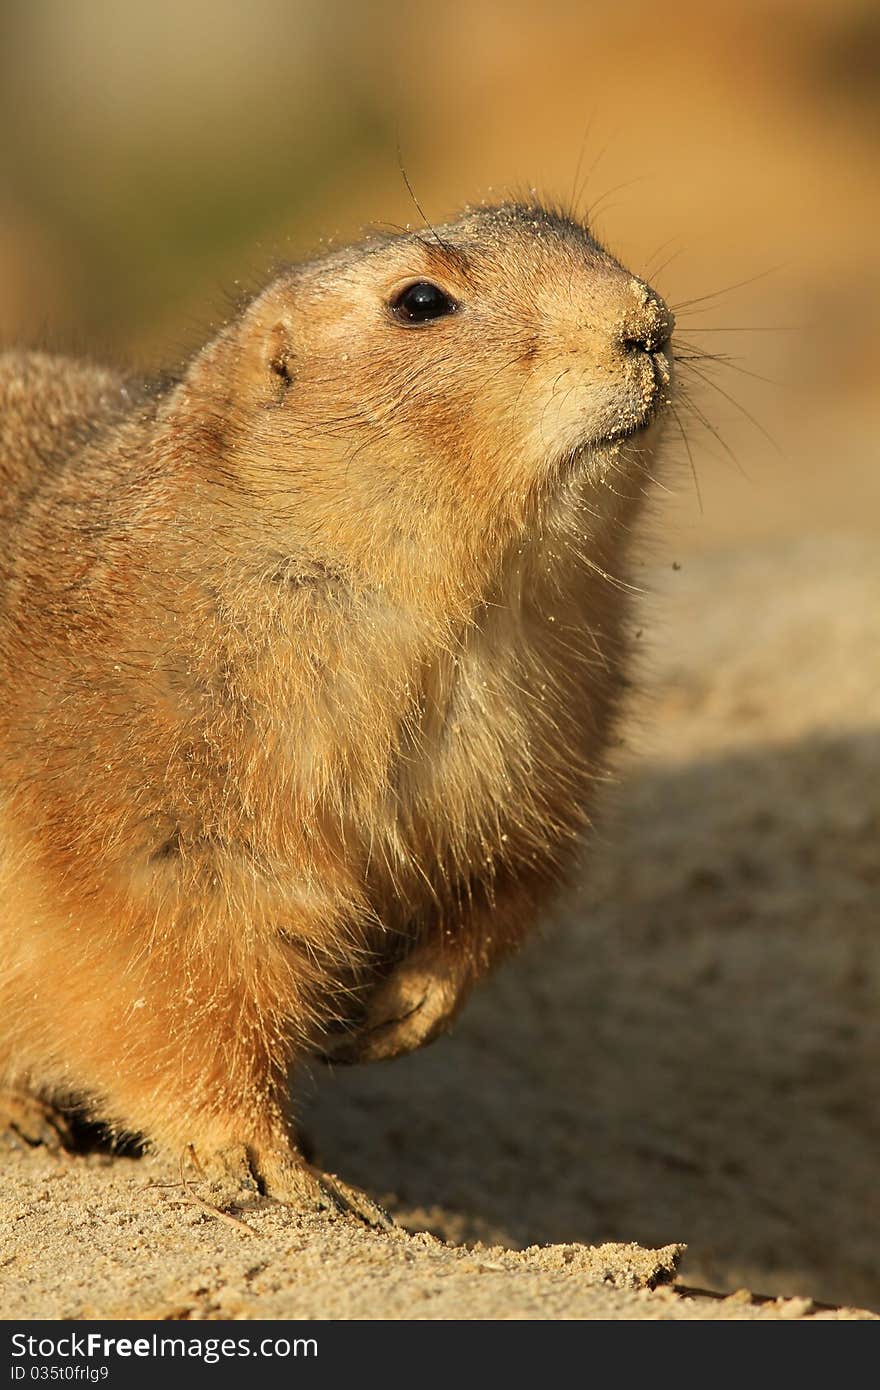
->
xmin=322 ymin=949 xmax=471 ymax=1064
xmin=192 ymin=1142 xmax=392 ymax=1229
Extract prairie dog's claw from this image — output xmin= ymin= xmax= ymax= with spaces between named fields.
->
xmin=194 ymin=1142 xmax=393 ymax=1230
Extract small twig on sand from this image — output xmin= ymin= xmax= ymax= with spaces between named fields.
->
xmin=146 ymin=1145 xmax=258 ymax=1236
xmin=179 ymin=1145 xmax=257 ymax=1235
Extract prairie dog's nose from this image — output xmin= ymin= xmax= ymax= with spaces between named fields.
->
xmin=620 ymin=282 xmax=674 ymax=355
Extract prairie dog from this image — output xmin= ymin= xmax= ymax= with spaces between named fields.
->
xmin=0 ymin=202 xmax=673 ymax=1219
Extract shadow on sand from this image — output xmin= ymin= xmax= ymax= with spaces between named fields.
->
xmin=307 ymin=728 xmax=880 ymax=1310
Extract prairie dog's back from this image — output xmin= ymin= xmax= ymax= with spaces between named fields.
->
xmin=0 ymin=352 xmax=126 ymax=545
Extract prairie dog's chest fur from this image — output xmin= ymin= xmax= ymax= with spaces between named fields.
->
xmin=399 ymin=513 xmax=624 ymax=836
xmin=225 ymin=475 xmax=633 ymax=931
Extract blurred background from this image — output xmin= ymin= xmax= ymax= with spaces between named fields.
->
xmin=2 ymin=0 xmax=879 ymax=1310
xmin=0 ymin=0 xmax=877 ymax=558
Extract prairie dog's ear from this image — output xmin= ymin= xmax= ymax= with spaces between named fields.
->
xmin=264 ymin=317 xmax=295 ymax=400
xmin=237 ymin=284 xmax=296 ymax=404
xmin=181 ymin=285 xmax=297 ymax=416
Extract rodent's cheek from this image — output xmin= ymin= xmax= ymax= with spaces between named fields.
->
xmin=521 ymin=362 xmax=654 ymax=459
xmin=591 ymin=350 xmax=672 ymax=442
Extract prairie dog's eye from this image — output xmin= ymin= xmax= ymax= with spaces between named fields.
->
xmin=389 ymin=281 xmax=457 ymax=324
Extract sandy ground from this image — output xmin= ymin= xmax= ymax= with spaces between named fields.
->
xmin=2 ymin=531 xmax=877 ymax=1321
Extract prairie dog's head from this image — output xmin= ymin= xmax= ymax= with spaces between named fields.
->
xmin=178 ymin=202 xmax=673 ymax=587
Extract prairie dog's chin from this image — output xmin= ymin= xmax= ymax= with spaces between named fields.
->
xmin=559 ymin=413 xmax=664 ymax=485
xmin=555 ymin=377 xmax=671 ymax=477
xmin=603 ymin=398 xmax=669 ymax=451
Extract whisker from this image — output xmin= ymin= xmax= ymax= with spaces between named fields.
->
xmin=648 ymin=246 xmax=686 ymax=282
xmin=669 ymin=403 xmax=703 ymax=513
xmin=396 ymin=139 xmax=455 ymax=257
xmin=573 ymin=132 xmax=618 ymax=218
xmin=587 ymin=176 xmax=647 ymax=220
xmin=671 ymin=325 xmax=797 ymax=333
xmin=670 ymin=265 xmax=785 ymax=313
xmin=675 ymin=383 xmax=747 ymax=477
xmin=568 ymin=114 xmax=596 ymax=215
xmin=679 ymin=361 xmax=782 ymax=454
xmin=674 ymin=348 xmax=779 ymax=387
xmin=642 ymin=235 xmax=680 ymax=272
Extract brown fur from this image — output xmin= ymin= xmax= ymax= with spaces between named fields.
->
xmin=0 ymin=202 xmax=673 ymax=1218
